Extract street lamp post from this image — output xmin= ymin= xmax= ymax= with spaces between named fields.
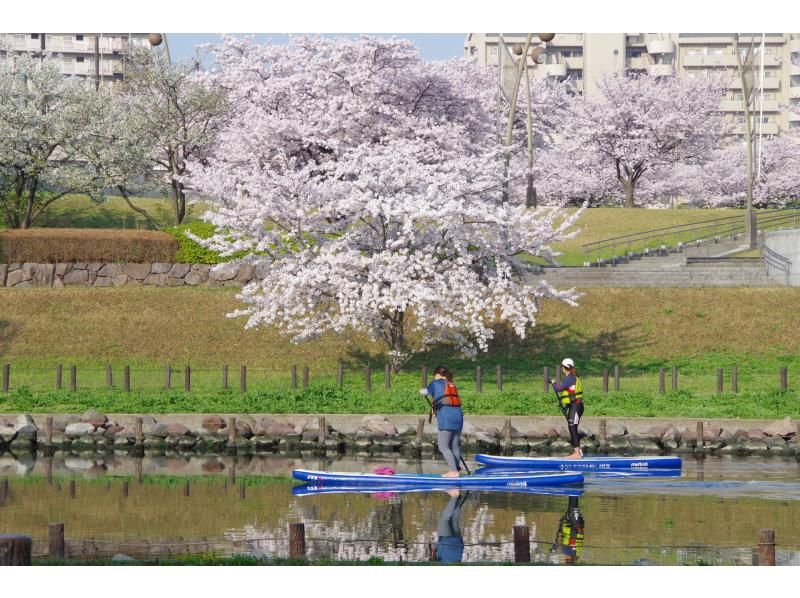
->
xmin=498 ymin=33 xmax=555 ymax=208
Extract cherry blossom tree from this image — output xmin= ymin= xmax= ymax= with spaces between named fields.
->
xmin=0 ymin=54 xmax=96 ymax=228
xmin=563 ymin=73 xmax=725 ymax=208
xmin=187 ymin=36 xmax=582 ymax=370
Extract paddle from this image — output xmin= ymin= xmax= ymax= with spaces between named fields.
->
xmin=420 ymin=391 xmax=471 ymax=475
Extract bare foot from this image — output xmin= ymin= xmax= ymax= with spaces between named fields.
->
xmin=564 ymin=450 xmax=583 ymax=460
xmin=442 ymin=471 xmax=460 ymax=478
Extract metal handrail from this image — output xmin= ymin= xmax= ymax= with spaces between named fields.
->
xmin=762 ymin=244 xmax=792 ymax=286
xmin=582 ymin=209 xmax=800 ymax=267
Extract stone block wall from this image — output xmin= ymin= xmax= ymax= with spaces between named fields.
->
xmin=0 ymin=262 xmax=257 ymax=288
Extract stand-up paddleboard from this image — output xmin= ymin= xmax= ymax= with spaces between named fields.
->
xmin=292 ymin=484 xmax=584 ymax=497
xmin=474 ymin=465 xmax=682 ymax=479
xmin=292 ymin=469 xmax=584 ymax=488
xmin=474 ymin=454 xmax=682 ymax=471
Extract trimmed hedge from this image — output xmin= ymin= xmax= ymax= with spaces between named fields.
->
xmin=0 ymin=228 xmax=178 ymax=263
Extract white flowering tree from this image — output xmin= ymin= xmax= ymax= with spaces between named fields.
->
xmin=0 ymin=54 xmax=96 ymax=228
xmin=563 ymin=73 xmax=725 ymax=208
xmin=187 ymin=36 xmax=582 ymax=370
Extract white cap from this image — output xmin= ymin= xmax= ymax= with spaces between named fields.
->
xmin=561 ymin=358 xmax=575 ymax=368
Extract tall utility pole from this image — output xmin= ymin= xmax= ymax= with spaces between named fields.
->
xmin=733 ymin=33 xmax=758 ymax=250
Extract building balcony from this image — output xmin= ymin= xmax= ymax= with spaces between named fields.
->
xmin=647 ymin=39 xmax=675 ymax=54
xmin=562 ymin=56 xmax=583 ymax=70
xmin=791 ymin=38 xmax=800 ymax=53
xmin=792 ymin=64 xmax=800 ymax=76
xmin=627 ymin=56 xmax=649 ymax=69
xmin=723 ymin=77 xmax=780 ymax=90
xmin=542 ymin=63 xmax=567 ymax=77
xmin=730 ymin=122 xmax=779 ymax=135
xmin=790 ymin=88 xmax=800 ymax=99
xmin=719 ymin=99 xmax=779 ymax=112
xmin=789 ymin=111 xmax=800 ymax=121
xmin=547 ymin=33 xmax=584 ymax=46
xmin=647 ymin=64 xmax=675 ymax=77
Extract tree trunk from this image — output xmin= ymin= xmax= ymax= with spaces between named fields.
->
xmin=624 ymin=179 xmax=636 ymax=208
xmin=172 ymin=179 xmax=186 ymax=225
xmin=21 ymin=178 xmax=39 ymax=229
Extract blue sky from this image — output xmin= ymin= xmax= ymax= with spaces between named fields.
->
xmin=166 ymin=33 xmax=467 ymax=64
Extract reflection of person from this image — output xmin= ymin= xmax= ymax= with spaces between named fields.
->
xmin=436 ymin=489 xmax=466 ymax=563
xmin=549 ymin=358 xmax=584 ymax=459
xmin=420 ymin=365 xmax=464 ymax=477
xmin=551 ymin=495 xmax=584 ymax=564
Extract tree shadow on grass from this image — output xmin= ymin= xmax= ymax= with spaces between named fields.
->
xmin=343 ymin=322 xmax=653 ymax=376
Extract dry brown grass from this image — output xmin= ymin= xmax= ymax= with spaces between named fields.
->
xmin=0 ymin=229 xmax=178 ymax=263
xmin=1 ymin=286 xmax=799 ymax=369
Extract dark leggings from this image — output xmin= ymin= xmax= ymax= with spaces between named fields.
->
xmin=563 ymin=401 xmax=584 ymax=448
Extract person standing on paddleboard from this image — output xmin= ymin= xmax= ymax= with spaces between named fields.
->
xmin=420 ymin=365 xmax=464 ymax=477
xmin=549 ymin=358 xmax=584 ymax=459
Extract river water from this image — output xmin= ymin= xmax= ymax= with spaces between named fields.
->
xmin=1 ymin=453 xmax=799 ymax=565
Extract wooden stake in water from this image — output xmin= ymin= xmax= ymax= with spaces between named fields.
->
xmin=513 ymin=525 xmax=531 ymax=563
xmin=289 ymin=523 xmax=306 ymax=559
xmin=0 ymin=535 xmax=31 ymax=565
xmin=758 ymin=529 xmax=776 ymax=566
xmin=49 ymin=523 xmax=65 ymax=559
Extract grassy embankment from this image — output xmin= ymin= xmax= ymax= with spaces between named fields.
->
xmin=1 ymin=286 xmax=798 ymax=417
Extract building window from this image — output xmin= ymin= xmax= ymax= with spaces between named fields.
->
xmin=77 ymin=56 xmax=84 ymax=63
xmin=567 ymin=69 xmax=583 ymax=80
xmin=626 ymin=49 xmax=642 ymax=59
xmin=707 ymin=47 xmax=724 ymax=55
xmin=76 ymin=34 xmax=84 ymax=41
xmin=561 ymin=49 xmax=583 ymax=58
xmin=30 ymin=34 xmax=39 ymax=40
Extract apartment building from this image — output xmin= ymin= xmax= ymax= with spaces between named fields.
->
xmin=465 ymin=33 xmax=800 ymax=134
xmin=0 ymin=33 xmax=164 ymax=84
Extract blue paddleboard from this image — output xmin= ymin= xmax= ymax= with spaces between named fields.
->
xmin=292 ymin=484 xmax=584 ymax=497
xmin=292 ymin=469 xmax=584 ymax=488
xmin=474 ymin=466 xmax=682 ymax=479
xmin=474 ymin=454 xmax=682 ymax=471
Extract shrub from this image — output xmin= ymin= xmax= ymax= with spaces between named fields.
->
xmin=0 ymin=228 xmax=178 ymax=263
xmin=163 ymin=221 xmax=243 ymax=264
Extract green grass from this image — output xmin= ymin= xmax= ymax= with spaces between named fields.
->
xmin=25 ymin=194 xmax=210 ymax=230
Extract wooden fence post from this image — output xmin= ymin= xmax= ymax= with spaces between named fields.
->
xmin=318 ymin=417 xmax=326 ymax=443
xmin=2 ymin=364 xmax=9 ymax=393
xmin=223 ymin=365 xmax=228 ymax=390
xmin=543 ymin=367 xmax=549 ymax=392
xmin=732 ymin=365 xmax=738 ymax=393
xmin=184 ymin=365 xmax=191 ymax=391
xmin=476 ymin=366 xmax=483 ymax=393
xmin=502 ymin=418 xmax=512 ymax=450
xmin=45 ymin=416 xmax=53 ymax=444
xmin=70 ymin=365 xmax=77 ymax=392
xmin=780 ymin=367 xmax=788 ymax=392
xmin=337 ymin=362 xmax=343 ymax=388
xmin=614 ymin=365 xmax=620 ymax=390
xmin=716 ymin=368 xmax=723 ymax=394
xmin=48 ymin=523 xmax=65 ymax=560
xmin=421 ymin=366 xmax=428 ymax=388
xmin=134 ymin=417 xmax=143 ymax=447
xmin=758 ymin=529 xmax=776 ymax=566
xmin=599 ymin=418 xmax=608 ymax=448
xmin=496 ymin=365 xmax=503 ymax=391
xmin=672 ymin=366 xmax=678 ymax=390
xmin=123 ymin=366 xmax=130 ymax=392
xmin=184 ymin=480 xmax=190 ymax=497
xmin=0 ymin=535 xmax=32 ymax=565
xmin=239 ymin=481 xmax=246 ymax=500
xmin=416 ymin=418 xmax=425 ymax=444
xmin=303 ymin=366 xmax=310 ymax=389
xmin=240 ymin=365 xmax=247 ymax=393
xmin=365 ymin=366 xmax=372 ymax=392
xmin=602 ymin=369 xmax=609 ymax=393
xmin=659 ymin=368 xmax=665 ymax=394
xmin=696 ymin=421 xmax=704 ymax=448
xmin=291 ymin=365 xmax=298 ymax=389
xmin=106 ymin=364 xmax=113 ymax=388
xmin=228 ymin=417 xmax=237 ymax=450
xmin=56 ymin=364 xmax=62 ymax=390
xmin=556 ymin=364 xmax=562 ymax=383
xmin=165 ymin=364 xmax=171 ymax=390
xmin=69 ymin=480 xmax=76 ymax=499
xmin=384 ymin=364 xmax=391 ymax=389
xmin=289 ymin=523 xmax=306 ymax=559
xmin=512 ymin=525 xmax=531 ymax=563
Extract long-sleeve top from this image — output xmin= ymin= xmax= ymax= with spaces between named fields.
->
xmin=426 ymin=379 xmax=463 ymax=431
xmin=552 ymin=374 xmax=578 ymax=400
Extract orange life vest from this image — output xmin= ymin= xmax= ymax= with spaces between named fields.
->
xmin=442 ymin=381 xmax=462 ymax=407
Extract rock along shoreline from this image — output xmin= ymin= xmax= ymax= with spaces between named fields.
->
xmin=1 ymin=412 xmax=798 ymax=458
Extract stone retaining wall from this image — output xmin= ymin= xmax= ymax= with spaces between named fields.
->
xmin=1 ymin=412 xmax=797 ymax=458
xmin=0 ymin=262 xmax=257 ymax=288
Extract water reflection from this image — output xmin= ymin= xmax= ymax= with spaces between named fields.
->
xmin=1 ymin=453 xmax=799 ymax=565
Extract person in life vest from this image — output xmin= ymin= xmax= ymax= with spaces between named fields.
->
xmin=549 ymin=358 xmax=584 ymax=459
xmin=551 ymin=495 xmax=584 ymax=564
xmin=420 ymin=365 xmax=464 ymax=477
xmin=435 ymin=489 xmax=467 ymax=563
